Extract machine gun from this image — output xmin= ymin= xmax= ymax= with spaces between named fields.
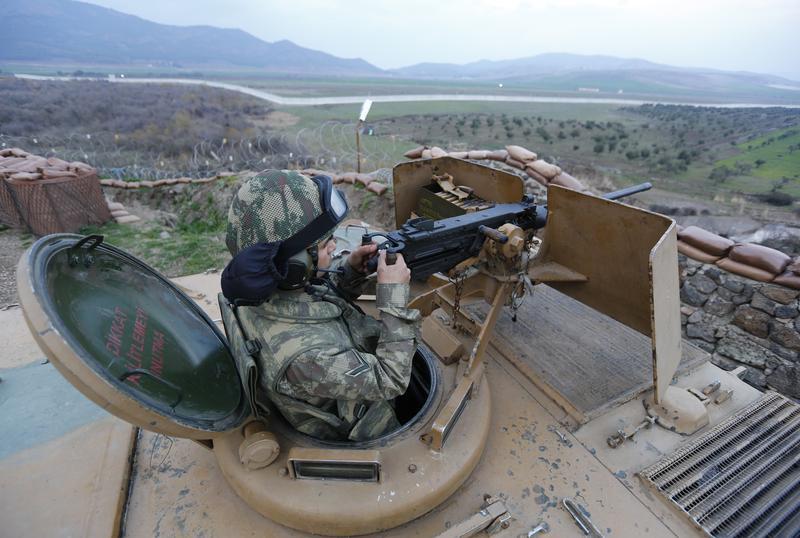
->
xmin=363 ymin=182 xmax=652 ymax=279
xmin=361 ymin=179 xmax=653 ymax=451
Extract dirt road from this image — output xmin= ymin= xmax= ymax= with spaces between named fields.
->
xmin=15 ymin=74 xmax=800 ymax=109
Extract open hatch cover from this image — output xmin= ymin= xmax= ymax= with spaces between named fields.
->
xmin=17 ymin=234 xmax=249 ymax=439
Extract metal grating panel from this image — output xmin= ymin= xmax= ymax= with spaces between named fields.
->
xmin=639 ymin=392 xmax=800 ymax=538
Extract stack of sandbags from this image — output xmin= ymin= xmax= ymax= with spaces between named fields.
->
xmin=402 ymin=143 xmax=588 ymax=192
xmin=0 ymin=148 xmax=95 ymax=182
xmin=300 ymin=169 xmax=391 ymax=197
xmin=0 ymin=148 xmax=110 ymax=234
xmin=106 ymin=201 xmax=140 ymax=224
xmin=100 ymin=177 xmax=199 ymax=189
xmin=678 ymin=226 xmax=799 ymax=289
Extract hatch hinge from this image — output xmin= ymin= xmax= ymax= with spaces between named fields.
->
xmin=434 ymin=495 xmax=513 ymax=538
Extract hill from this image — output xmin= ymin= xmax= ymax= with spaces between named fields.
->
xmin=393 ymin=53 xmax=800 ymax=102
xmin=0 ymin=0 xmax=381 ymax=76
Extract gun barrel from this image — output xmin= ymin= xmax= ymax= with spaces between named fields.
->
xmin=602 ymin=182 xmax=652 ymax=201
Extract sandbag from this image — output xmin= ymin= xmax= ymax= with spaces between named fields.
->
xmin=787 ymin=257 xmax=800 ymax=275
xmin=42 ymin=169 xmax=77 ymax=179
xmin=525 ymin=167 xmax=550 ymax=186
xmin=45 ymin=157 xmax=69 ymax=169
xmin=449 ymin=151 xmax=469 ymax=159
xmin=677 ymin=240 xmax=721 ymax=264
xmin=1 ymin=157 xmax=28 ymax=170
xmin=728 ymin=243 xmax=791 ymax=275
xmin=487 ymin=149 xmax=509 ymax=161
xmin=467 ymin=150 xmax=488 ymax=160
xmin=110 ymin=209 xmax=129 ymax=218
xmin=505 ymin=145 xmax=537 ymax=162
xmin=549 ymin=172 xmax=584 ymax=191
xmin=7 ymin=159 xmax=44 ymax=174
xmin=9 ymin=172 xmax=41 ymax=181
xmin=139 ymin=181 xmax=154 ymax=188
xmin=116 ymin=215 xmax=141 ymax=224
xmin=339 ymin=172 xmax=357 ymax=184
xmin=430 ymin=147 xmax=448 ymax=158
xmin=367 ymin=182 xmax=388 ymax=196
xmin=355 ymin=173 xmax=374 ymax=186
xmin=773 ymin=270 xmax=800 ymax=290
xmin=505 ymin=157 xmax=525 ymax=169
xmin=330 ymin=174 xmax=344 ymax=185
xmin=527 ymin=159 xmax=561 ymax=179
xmin=403 ymin=146 xmax=425 ymax=159
xmin=677 ymin=226 xmax=734 ymax=257
xmin=421 ymin=149 xmax=433 ymax=159
xmin=107 ymin=202 xmax=124 ymax=212
xmin=716 ymin=258 xmax=775 ymax=282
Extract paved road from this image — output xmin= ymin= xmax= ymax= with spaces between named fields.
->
xmin=14 ymin=74 xmax=800 ymax=109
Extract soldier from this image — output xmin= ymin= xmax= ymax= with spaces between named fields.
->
xmin=221 ymin=170 xmax=421 ymax=442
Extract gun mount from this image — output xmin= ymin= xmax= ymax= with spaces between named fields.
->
xmin=388 ymin=158 xmax=688 ymax=442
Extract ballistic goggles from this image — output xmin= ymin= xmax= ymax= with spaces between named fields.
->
xmin=276 ymin=174 xmax=348 ymax=262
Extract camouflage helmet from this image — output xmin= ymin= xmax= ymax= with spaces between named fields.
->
xmin=226 ymin=170 xmax=327 ymax=256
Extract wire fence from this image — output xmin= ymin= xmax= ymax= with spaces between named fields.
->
xmin=0 ymin=122 xmax=411 ymax=181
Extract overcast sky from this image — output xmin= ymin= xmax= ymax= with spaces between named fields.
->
xmin=84 ymin=0 xmax=800 ymax=81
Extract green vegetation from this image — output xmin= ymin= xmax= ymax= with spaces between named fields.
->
xmin=712 ymin=128 xmax=800 ymax=196
xmin=79 ymin=219 xmax=229 ymax=277
xmin=80 ymin=218 xmax=230 ymax=277
xmin=80 ymin=186 xmax=231 ymax=276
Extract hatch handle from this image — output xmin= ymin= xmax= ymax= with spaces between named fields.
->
xmin=119 ymin=368 xmax=184 ymax=408
xmin=69 ymin=235 xmax=104 ymax=268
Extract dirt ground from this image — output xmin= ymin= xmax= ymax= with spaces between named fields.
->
xmin=0 ymin=228 xmax=26 ymax=307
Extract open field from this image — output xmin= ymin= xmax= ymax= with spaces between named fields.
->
xmin=2 ymin=77 xmax=799 ymax=209
xmin=5 ymin=64 xmax=800 ymax=105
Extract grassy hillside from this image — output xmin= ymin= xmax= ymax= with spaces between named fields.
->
xmin=714 ymin=128 xmax=800 ymax=195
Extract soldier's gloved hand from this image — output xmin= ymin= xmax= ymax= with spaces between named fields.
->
xmin=377 ymin=250 xmax=410 ymax=285
xmin=348 ymin=243 xmax=378 ymax=274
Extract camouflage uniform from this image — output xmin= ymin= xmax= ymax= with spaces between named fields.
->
xmin=224 ymin=171 xmax=421 ymax=442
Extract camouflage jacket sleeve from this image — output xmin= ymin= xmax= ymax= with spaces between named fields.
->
xmin=329 ymin=256 xmax=369 ymax=301
xmin=280 ymin=283 xmax=421 ymax=402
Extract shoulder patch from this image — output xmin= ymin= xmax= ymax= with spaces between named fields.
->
xmin=345 ymin=354 xmax=371 ymax=378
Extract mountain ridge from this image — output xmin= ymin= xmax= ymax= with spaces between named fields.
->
xmin=0 ymin=0 xmax=382 ymax=76
xmin=2 ymin=0 xmax=799 ymax=98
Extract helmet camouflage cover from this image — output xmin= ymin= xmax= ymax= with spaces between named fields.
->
xmin=226 ymin=170 xmax=325 ymax=256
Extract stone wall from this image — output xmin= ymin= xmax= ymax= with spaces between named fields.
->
xmin=680 ymin=255 xmax=800 ymax=398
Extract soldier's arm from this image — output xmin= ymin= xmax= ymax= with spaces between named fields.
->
xmin=279 ymin=282 xmax=420 ymax=402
